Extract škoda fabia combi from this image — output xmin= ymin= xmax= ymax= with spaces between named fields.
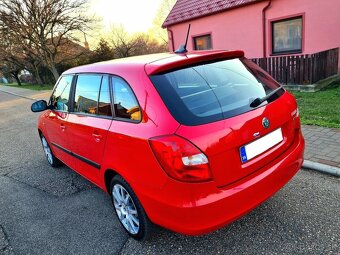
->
xmin=31 ymin=50 xmax=304 ymax=240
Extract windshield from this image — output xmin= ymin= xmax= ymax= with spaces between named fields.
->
xmin=150 ymin=57 xmax=284 ymax=126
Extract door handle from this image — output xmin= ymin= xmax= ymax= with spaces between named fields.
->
xmin=92 ymin=133 xmax=102 ymax=142
xmin=60 ymin=124 xmax=66 ymax=132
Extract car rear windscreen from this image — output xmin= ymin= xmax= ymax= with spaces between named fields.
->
xmin=150 ymin=57 xmax=284 ymax=126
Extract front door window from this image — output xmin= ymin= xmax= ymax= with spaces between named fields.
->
xmin=50 ymin=75 xmax=73 ymax=111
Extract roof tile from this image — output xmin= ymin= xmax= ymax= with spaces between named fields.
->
xmin=163 ymin=0 xmax=264 ymax=27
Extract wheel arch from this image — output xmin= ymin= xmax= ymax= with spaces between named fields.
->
xmin=103 ymin=169 xmax=119 ymax=193
xmin=38 ymin=128 xmax=43 ymax=137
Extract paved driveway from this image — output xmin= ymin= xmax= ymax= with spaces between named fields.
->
xmin=0 ymin=88 xmax=339 ymax=254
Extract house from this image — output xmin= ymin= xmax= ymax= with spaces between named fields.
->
xmin=53 ymin=35 xmax=91 ymax=66
xmin=163 ymin=0 xmax=340 ymax=72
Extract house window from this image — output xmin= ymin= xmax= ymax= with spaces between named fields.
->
xmin=193 ymin=34 xmax=212 ymax=50
xmin=272 ymin=17 xmax=302 ymax=54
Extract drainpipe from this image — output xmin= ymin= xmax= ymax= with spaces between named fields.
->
xmin=262 ymin=0 xmax=272 ymax=58
xmin=167 ymin=28 xmax=175 ymax=52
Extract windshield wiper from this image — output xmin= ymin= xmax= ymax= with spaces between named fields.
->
xmin=250 ymin=86 xmax=284 ymax=108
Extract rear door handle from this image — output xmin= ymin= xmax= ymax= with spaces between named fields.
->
xmin=92 ymin=133 xmax=102 ymax=142
xmin=60 ymin=124 xmax=66 ymax=131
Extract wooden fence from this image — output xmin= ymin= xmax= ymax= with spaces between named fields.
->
xmin=252 ymin=48 xmax=339 ymax=85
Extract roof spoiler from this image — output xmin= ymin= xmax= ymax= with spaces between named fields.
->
xmin=146 ymin=50 xmax=245 ymax=75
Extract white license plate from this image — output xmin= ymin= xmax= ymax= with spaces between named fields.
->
xmin=240 ymin=128 xmax=283 ymax=163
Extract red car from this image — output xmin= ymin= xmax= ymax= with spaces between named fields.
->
xmin=31 ymin=50 xmax=304 ymax=240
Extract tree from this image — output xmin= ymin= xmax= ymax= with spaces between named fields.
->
xmin=0 ymin=25 xmax=49 ymax=84
xmin=0 ymin=0 xmax=93 ymax=82
xmin=0 ymin=27 xmax=25 ymax=85
xmin=110 ymin=25 xmax=136 ymax=58
xmin=92 ymin=38 xmax=115 ymax=63
xmin=151 ymin=0 xmax=177 ymax=43
xmin=0 ymin=38 xmax=24 ymax=86
xmin=110 ymin=26 xmax=168 ymax=59
xmin=129 ymin=33 xmax=168 ymax=56
xmin=0 ymin=64 xmax=22 ymax=85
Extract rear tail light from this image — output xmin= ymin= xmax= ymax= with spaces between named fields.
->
xmin=291 ymin=108 xmax=299 ymax=118
xmin=292 ymin=107 xmax=301 ymax=129
xmin=149 ymin=135 xmax=212 ymax=182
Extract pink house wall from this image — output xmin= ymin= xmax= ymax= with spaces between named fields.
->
xmin=167 ymin=0 xmax=340 ymax=68
xmin=168 ymin=1 xmax=267 ymax=57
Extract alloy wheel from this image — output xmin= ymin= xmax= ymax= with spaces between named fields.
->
xmin=41 ymin=137 xmax=53 ymax=165
xmin=112 ymin=184 xmax=140 ymax=234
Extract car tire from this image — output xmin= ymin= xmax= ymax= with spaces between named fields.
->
xmin=110 ymin=175 xmax=153 ymax=240
xmin=40 ymin=134 xmax=62 ymax=167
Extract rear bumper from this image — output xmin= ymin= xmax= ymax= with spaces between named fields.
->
xmin=140 ymin=130 xmax=305 ymax=235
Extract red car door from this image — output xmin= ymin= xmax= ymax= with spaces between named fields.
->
xmin=44 ymin=75 xmax=74 ymax=168
xmin=67 ymin=75 xmax=112 ymax=184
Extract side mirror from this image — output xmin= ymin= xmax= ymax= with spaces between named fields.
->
xmin=31 ymin=100 xmax=48 ymax=112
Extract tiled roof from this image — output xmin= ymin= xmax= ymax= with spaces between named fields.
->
xmin=163 ymin=0 xmax=264 ymax=27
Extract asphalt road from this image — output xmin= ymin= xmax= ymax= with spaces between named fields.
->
xmin=0 ymin=87 xmax=339 ymax=255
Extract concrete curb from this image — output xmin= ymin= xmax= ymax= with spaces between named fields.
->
xmin=303 ymin=160 xmax=340 ymax=177
xmin=0 ymin=88 xmax=38 ymax=101
xmin=0 ymin=88 xmax=50 ymax=101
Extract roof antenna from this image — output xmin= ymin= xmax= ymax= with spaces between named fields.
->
xmin=175 ymin=24 xmax=191 ymax=54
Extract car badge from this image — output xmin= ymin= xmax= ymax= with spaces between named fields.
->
xmin=253 ymin=132 xmax=260 ymax=138
xmin=262 ymin=117 xmax=270 ymax=129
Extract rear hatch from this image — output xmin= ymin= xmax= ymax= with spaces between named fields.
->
xmin=149 ymin=54 xmax=298 ymax=187
xmin=175 ymin=93 xmax=297 ymax=187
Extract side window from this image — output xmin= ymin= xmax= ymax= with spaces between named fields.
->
xmin=50 ymin=75 xmax=73 ymax=111
xmin=98 ymin=76 xmax=113 ymax=117
xmin=74 ymin=75 xmax=102 ymax=114
xmin=112 ymin=77 xmax=141 ymax=121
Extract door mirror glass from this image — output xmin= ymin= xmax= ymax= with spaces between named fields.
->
xmin=31 ymin=100 xmax=48 ymax=112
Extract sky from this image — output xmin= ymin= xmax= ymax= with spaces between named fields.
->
xmin=89 ymin=0 xmax=163 ymax=33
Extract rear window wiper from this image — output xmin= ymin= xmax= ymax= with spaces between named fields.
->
xmin=250 ymin=86 xmax=284 ymax=108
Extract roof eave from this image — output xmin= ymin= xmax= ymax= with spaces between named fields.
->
xmin=162 ymin=0 xmax=265 ymax=28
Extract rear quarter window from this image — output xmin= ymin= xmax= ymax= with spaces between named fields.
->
xmin=112 ymin=77 xmax=141 ymax=122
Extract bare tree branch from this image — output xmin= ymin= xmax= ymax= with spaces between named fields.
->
xmin=0 ymin=0 xmax=93 ymax=81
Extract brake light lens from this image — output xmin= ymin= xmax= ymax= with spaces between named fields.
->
xmin=292 ymin=107 xmax=301 ymax=129
xmin=291 ymin=108 xmax=299 ymax=118
xmin=149 ymin=135 xmax=212 ymax=182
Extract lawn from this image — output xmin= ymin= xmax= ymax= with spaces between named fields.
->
xmin=3 ymin=83 xmax=54 ymax=91
xmin=290 ymin=81 xmax=340 ymax=129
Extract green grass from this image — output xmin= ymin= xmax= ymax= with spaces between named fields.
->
xmin=290 ymin=82 xmax=340 ymax=128
xmin=3 ymin=83 xmax=54 ymax=91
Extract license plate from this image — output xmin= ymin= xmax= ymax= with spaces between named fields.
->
xmin=240 ymin=128 xmax=283 ymax=163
